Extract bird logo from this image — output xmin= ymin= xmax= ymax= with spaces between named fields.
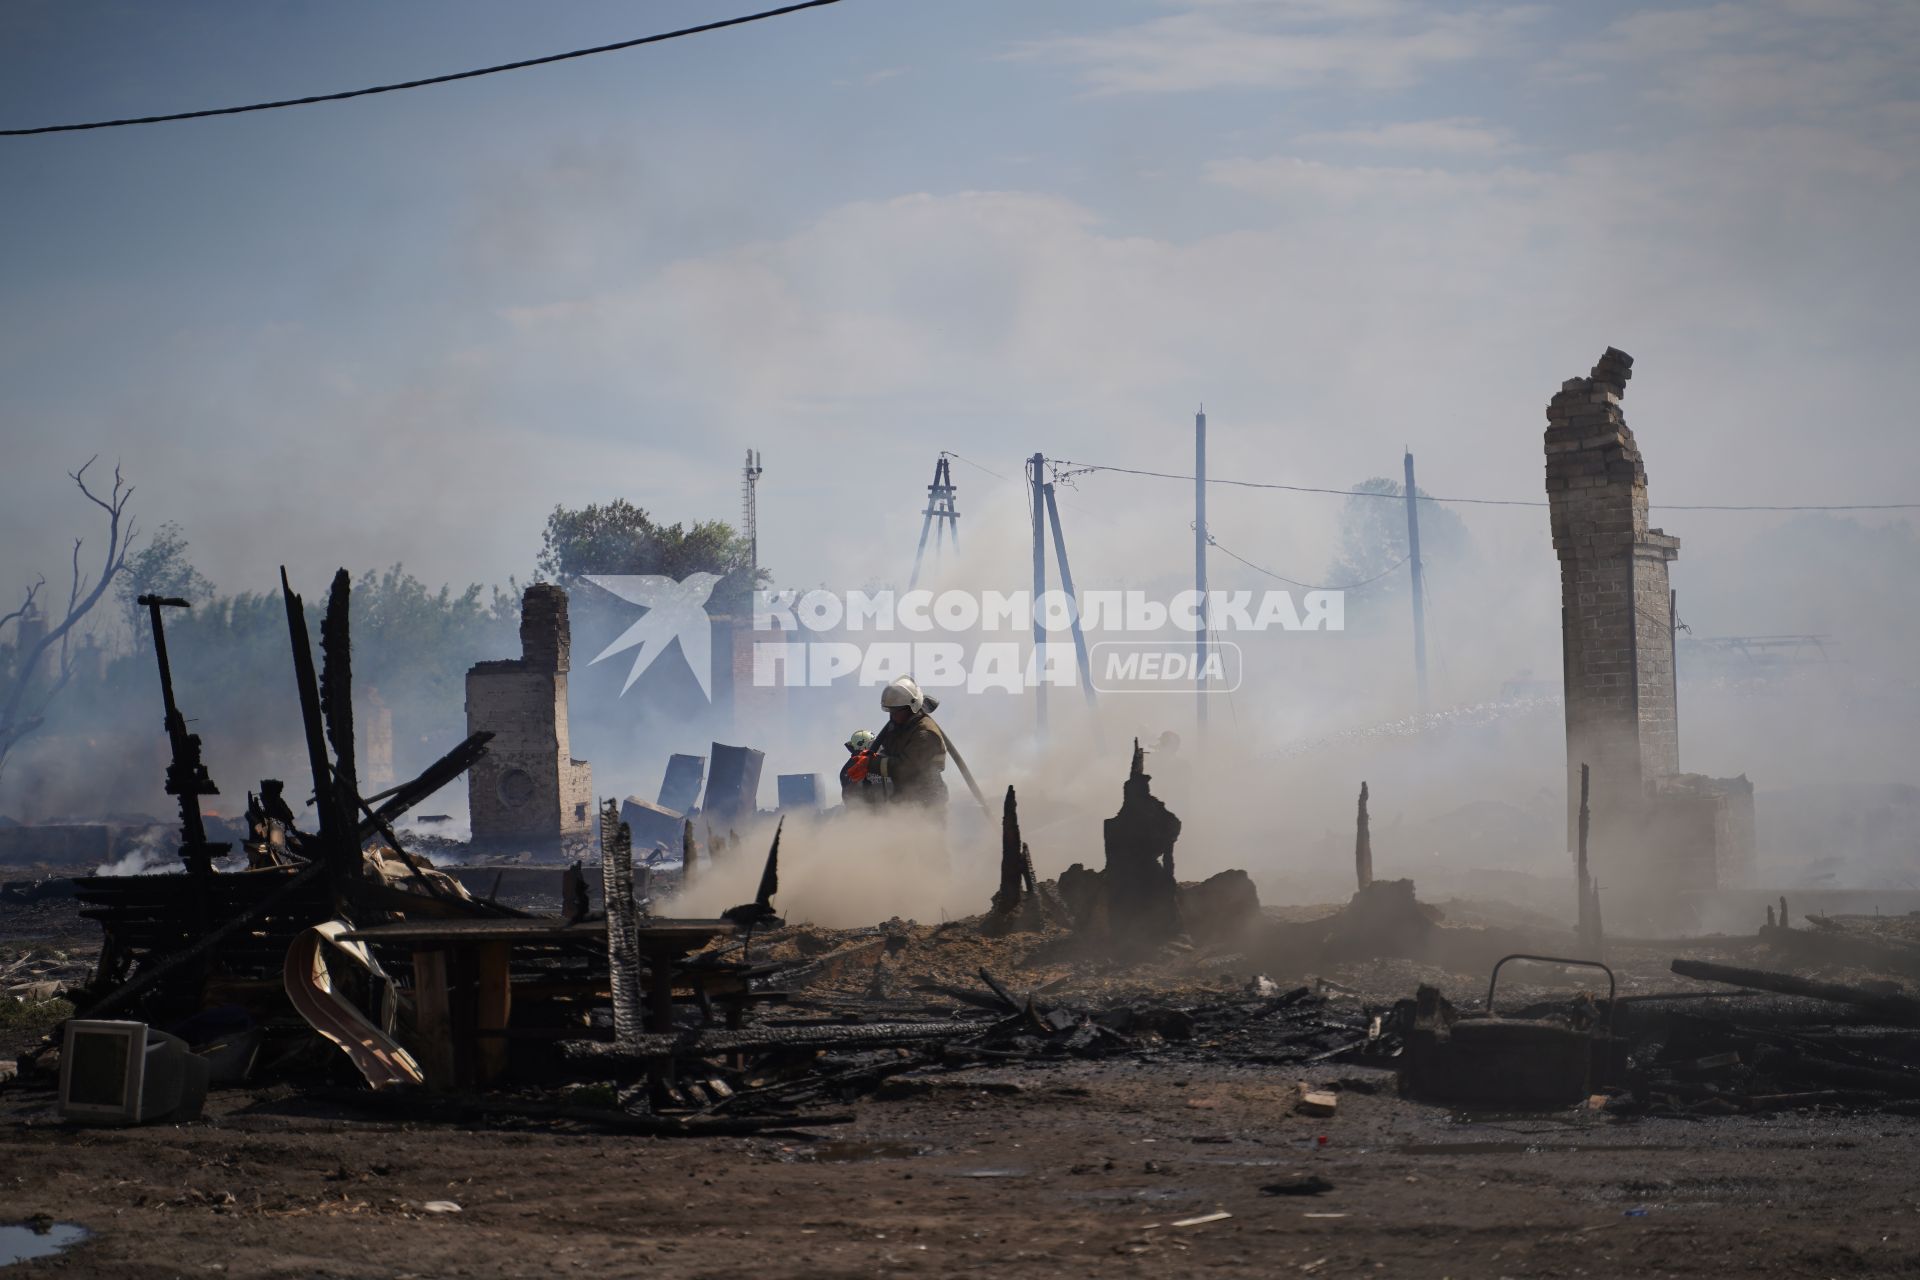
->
xmin=584 ymin=572 xmax=723 ymax=699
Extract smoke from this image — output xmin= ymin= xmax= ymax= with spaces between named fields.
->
xmin=91 ymin=826 xmax=246 ymax=877
xmin=665 ymin=806 xmax=996 ymax=930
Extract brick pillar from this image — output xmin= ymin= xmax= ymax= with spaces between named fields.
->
xmin=1545 ymin=347 xmax=1680 ymax=872
xmin=466 ymin=583 xmax=591 ymax=854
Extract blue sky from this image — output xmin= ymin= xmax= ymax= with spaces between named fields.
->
xmin=3 ymin=0 xmax=1916 ymax=662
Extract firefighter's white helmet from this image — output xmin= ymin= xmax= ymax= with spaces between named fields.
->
xmin=846 ymin=728 xmax=876 ymax=752
xmin=880 ymin=676 xmax=925 ymax=712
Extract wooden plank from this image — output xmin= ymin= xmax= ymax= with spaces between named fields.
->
xmin=474 ymin=941 xmax=512 ymax=1084
xmin=411 ymin=948 xmax=457 ymax=1090
xmin=345 ymin=919 xmax=609 ymax=944
xmin=342 ymin=917 xmax=735 ymax=946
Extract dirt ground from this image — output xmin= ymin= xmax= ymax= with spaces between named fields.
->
xmin=6 ymin=1056 xmax=1920 ymax=1278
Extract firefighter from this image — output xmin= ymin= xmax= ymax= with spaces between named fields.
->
xmin=873 ymin=676 xmax=948 ymax=810
xmin=839 ymin=727 xmax=884 ymax=807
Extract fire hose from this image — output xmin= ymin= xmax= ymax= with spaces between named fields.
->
xmin=867 ymin=709 xmax=991 ymax=818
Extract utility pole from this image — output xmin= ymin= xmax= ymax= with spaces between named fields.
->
xmin=1043 ymin=481 xmax=1097 ymax=705
xmin=1670 ymin=587 xmax=1680 ymax=763
xmin=908 ymin=454 xmax=960 ymax=590
xmin=1194 ymin=407 xmax=1209 ymax=735
xmin=1029 ymin=452 xmax=1048 ymax=737
xmin=1403 ymin=450 xmax=1428 ymax=712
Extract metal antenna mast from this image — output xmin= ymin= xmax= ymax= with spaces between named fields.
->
xmin=908 ymin=454 xmax=960 ymax=590
xmin=741 ymin=449 xmax=764 ymax=577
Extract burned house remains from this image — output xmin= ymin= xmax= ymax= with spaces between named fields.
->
xmin=464 ymin=584 xmax=593 ymax=855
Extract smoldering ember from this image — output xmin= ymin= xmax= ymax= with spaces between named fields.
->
xmin=4 ymin=8 xmax=1920 ymax=1280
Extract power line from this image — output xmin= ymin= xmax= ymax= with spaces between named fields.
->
xmin=0 ymin=0 xmax=843 ymax=137
xmin=1059 ymin=461 xmax=1546 ymax=507
xmin=1205 ymin=533 xmax=1409 ymax=592
xmin=1055 ymin=459 xmax=1920 ymax=513
xmin=940 ymin=449 xmax=1013 ymax=484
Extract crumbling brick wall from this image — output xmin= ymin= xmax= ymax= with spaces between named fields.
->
xmin=1545 ymin=348 xmax=1681 ymax=877
xmin=465 ymin=584 xmax=593 ymax=851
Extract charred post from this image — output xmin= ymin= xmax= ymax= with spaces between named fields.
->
xmin=992 ymin=785 xmax=1025 ymax=916
xmin=1354 ymin=781 xmax=1373 ymax=892
xmin=600 ymin=799 xmax=642 ymax=1050
xmin=1103 ymin=739 xmax=1183 ymax=949
xmin=1576 ymin=762 xmax=1603 ymax=953
xmin=138 ymin=593 xmax=225 ymax=883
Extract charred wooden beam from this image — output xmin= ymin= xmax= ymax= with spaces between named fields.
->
xmin=319 ymin=569 xmax=357 ymax=815
xmin=281 ymin=568 xmax=354 ymax=885
xmin=1671 ymin=958 xmax=1920 ymax=1024
xmin=357 ymin=732 xmax=492 ymax=840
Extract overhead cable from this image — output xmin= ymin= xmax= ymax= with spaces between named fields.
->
xmin=1 ymin=0 xmax=842 ymax=136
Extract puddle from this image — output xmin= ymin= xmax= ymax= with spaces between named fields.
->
xmin=789 ymin=1141 xmax=930 ymax=1163
xmin=949 ymin=1168 xmax=1029 ymax=1179
xmin=1 ymin=1222 xmax=89 ymax=1267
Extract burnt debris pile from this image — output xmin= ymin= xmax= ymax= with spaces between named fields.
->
xmin=1609 ymin=959 xmax=1920 ymax=1117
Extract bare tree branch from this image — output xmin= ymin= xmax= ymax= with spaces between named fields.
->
xmin=0 ymin=577 xmax=45 ymax=636
xmin=0 ymin=459 xmax=136 ymax=786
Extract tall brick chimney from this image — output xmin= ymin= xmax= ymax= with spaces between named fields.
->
xmin=518 ymin=583 xmax=570 ymax=673
xmin=1545 ymin=348 xmax=1680 ymax=866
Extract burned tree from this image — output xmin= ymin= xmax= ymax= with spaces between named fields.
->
xmin=1103 ymin=739 xmax=1183 ymax=949
xmin=0 ymin=458 xmax=135 ymax=784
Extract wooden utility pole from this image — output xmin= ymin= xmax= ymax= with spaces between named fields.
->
xmin=1195 ymin=408 xmax=1209 ymax=735
xmin=1043 ymin=482 xmax=1097 ymax=704
xmin=1030 ymin=452 xmax=1048 ymax=737
xmin=1670 ymin=587 xmax=1680 ymax=762
xmin=1403 ymin=451 xmax=1429 ymax=711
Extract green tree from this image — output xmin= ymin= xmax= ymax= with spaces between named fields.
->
xmin=119 ymin=521 xmax=216 ymax=638
xmin=536 ymin=499 xmax=764 ymax=613
xmin=1325 ymin=477 xmax=1473 ymax=605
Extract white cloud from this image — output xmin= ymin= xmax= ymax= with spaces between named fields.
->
xmin=1295 ymin=117 xmax=1515 ymax=156
xmin=1006 ymin=2 xmax=1540 ymax=94
xmin=1563 ymin=0 xmax=1920 ymax=127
